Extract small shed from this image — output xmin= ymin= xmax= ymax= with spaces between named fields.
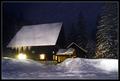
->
xmin=54 ymin=48 xmax=76 ymax=62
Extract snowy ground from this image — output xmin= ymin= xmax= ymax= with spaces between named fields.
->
xmin=2 ymin=57 xmax=118 ymax=80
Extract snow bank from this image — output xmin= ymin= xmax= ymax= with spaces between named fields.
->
xmin=2 ymin=57 xmax=43 ymax=65
xmin=89 ymin=59 xmax=118 ymax=72
xmin=57 ymin=58 xmax=83 ymax=72
xmin=2 ymin=57 xmax=118 ymax=79
xmin=2 ymin=57 xmax=44 ymax=72
xmin=58 ymin=58 xmax=118 ymax=72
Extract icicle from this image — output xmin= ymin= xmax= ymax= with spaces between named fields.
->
xmin=18 ymin=47 xmax=20 ymax=52
xmin=23 ymin=46 xmax=27 ymax=51
xmin=15 ymin=47 xmax=18 ymax=51
xmin=18 ymin=47 xmax=22 ymax=53
xmin=28 ymin=46 xmax=31 ymax=50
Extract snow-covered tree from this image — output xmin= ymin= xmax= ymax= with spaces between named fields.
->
xmin=95 ymin=3 xmax=118 ymax=59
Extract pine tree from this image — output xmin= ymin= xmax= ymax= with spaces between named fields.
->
xmin=95 ymin=3 xmax=118 ymax=59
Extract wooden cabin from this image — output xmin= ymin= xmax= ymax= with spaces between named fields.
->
xmin=7 ymin=22 xmax=65 ymax=61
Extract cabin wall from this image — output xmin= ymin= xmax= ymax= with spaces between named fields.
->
xmin=54 ymin=50 xmax=77 ymax=63
xmin=16 ymin=46 xmax=58 ymax=61
xmin=54 ymin=55 xmax=71 ymax=63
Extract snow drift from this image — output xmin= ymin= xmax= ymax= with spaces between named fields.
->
xmin=58 ymin=58 xmax=118 ymax=72
xmin=2 ymin=57 xmax=44 ymax=72
xmin=2 ymin=57 xmax=44 ymax=66
xmin=2 ymin=57 xmax=118 ymax=79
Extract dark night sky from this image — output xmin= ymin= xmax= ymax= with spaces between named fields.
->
xmin=3 ymin=2 xmax=105 ymax=48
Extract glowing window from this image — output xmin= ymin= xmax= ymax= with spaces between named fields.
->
xmin=17 ymin=53 xmax=27 ymax=60
xmin=40 ymin=54 xmax=45 ymax=60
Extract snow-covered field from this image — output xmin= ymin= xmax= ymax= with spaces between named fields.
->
xmin=2 ymin=57 xmax=118 ymax=79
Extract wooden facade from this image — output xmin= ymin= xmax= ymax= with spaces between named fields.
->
xmin=53 ymin=48 xmax=77 ymax=62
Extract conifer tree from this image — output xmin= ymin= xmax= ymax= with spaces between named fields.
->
xmin=95 ymin=3 xmax=118 ymax=59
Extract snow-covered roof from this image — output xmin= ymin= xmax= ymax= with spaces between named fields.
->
xmin=7 ymin=22 xmax=62 ymax=48
xmin=56 ymin=48 xmax=75 ymax=55
xmin=67 ymin=42 xmax=87 ymax=53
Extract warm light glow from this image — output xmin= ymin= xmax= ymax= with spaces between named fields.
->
xmin=17 ymin=53 xmax=27 ymax=60
xmin=55 ymin=56 xmax=57 ymax=60
xmin=40 ymin=54 xmax=45 ymax=60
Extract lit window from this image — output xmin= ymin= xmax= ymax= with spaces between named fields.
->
xmin=40 ymin=54 xmax=45 ymax=60
xmin=55 ymin=56 xmax=57 ymax=60
xmin=17 ymin=53 xmax=27 ymax=60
